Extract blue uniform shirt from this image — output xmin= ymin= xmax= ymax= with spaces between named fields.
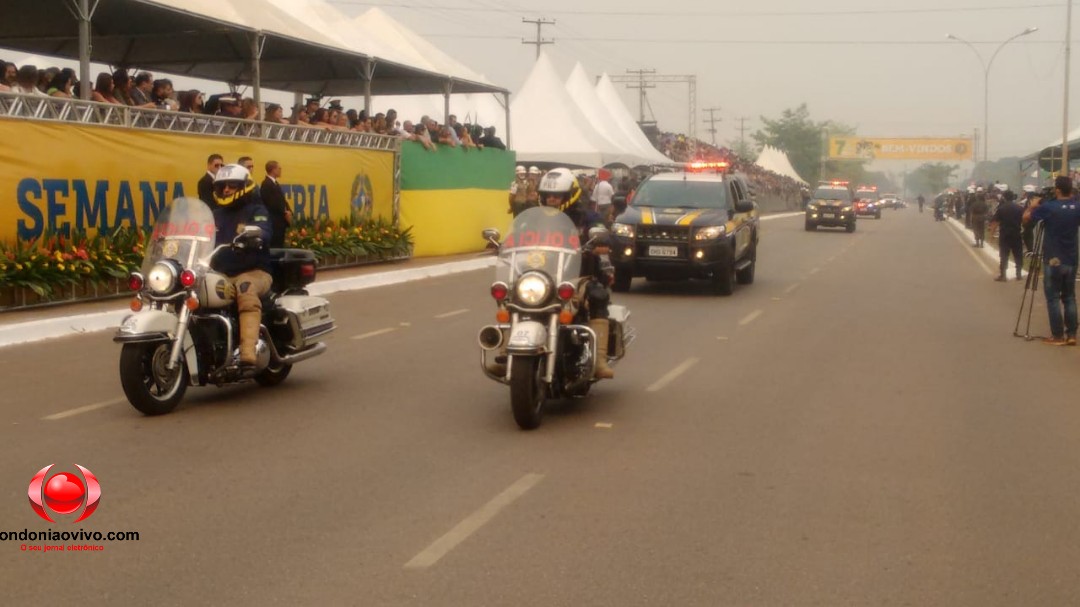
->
xmin=1030 ymin=196 xmax=1080 ymax=266
xmin=212 ymin=191 xmax=273 ymax=276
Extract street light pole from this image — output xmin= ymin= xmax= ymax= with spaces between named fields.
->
xmin=947 ymin=27 xmax=1038 ymax=163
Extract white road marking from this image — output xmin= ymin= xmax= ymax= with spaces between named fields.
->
xmin=784 ymin=283 xmax=800 ymax=295
xmin=739 ymin=309 xmax=764 ymax=326
xmin=351 ymin=328 xmax=397 ymax=340
xmin=716 ymin=336 xmax=729 ymax=341
xmin=810 ymin=267 xmax=821 ymax=275
xmin=399 ymin=322 xmax=412 ymax=327
xmin=945 ymin=221 xmax=996 ymax=276
xmin=646 ymin=357 xmax=700 ymax=392
xmin=42 ymin=398 xmax=125 ymax=421
xmin=771 ymin=297 xmax=781 ymax=302
xmin=404 ymin=473 xmax=545 ymax=569
xmin=434 ymin=308 xmax=470 ymax=319
xmin=594 ymin=422 xmax=613 ymax=429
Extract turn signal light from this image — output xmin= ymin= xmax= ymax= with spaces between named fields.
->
xmin=559 ymin=310 xmax=574 ymax=324
xmin=185 ymin=296 xmax=200 ymax=311
xmin=179 ymin=269 xmax=196 ymax=288
xmin=556 ymin=282 xmax=575 ymax=301
xmin=491 ymin=282 xmax=509 ymax=301
xmin=129 ymin=297 xmax=143 ymax=312
xmin=496 ymin=309 xmax=510 ymax=323
xmin=128 ymin=272 xmax=144 ymax=292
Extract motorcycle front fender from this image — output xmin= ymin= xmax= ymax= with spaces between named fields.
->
xmin=114 ymin=310 xmax=200 ymax=381
xmin=506 ymin=320 xmax=548 ymax=354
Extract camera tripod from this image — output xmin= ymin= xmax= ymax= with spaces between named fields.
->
xmin=1014 ymin=223 xmax=1045 ymax=340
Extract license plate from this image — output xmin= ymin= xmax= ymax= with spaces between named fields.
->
xmin=648 ymin=245 xmax=678 ymax=257
xmin=823 ymin=213 xmax=836 ymax=219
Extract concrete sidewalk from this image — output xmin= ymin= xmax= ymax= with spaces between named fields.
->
xmin=0 ymin=212 xmax=805 ymax=349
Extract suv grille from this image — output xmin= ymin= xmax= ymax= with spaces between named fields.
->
xmin=637 ymin=225 xmax=690 ymax=242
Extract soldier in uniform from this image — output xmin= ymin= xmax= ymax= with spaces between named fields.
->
xmin=508 ymin=165 xmax=529 ymax=216
xmin=525 ymin=166 xmax=542 ymax=210
xmin=970 ymin=189 xmax=989 ymax=248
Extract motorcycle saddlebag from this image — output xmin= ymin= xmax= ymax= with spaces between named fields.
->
xmin=275 ymin=294 xmax=335 ymax=351
xmin=269 ymin=248 xmax=317 ymax=291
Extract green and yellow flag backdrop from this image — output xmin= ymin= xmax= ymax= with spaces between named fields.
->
xmin=398 ymin=142 xmax=515 ymax=256
xmin=0 ymin=120 xmax=394 ymax=243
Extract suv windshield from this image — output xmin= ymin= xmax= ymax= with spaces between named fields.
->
xmin=813 ymin=187 xmax=851 ymax=202
xmin=855 ymin=190 xmax=878 ymax=200
xmin=633 ymin=179 xmax=729 ymax=209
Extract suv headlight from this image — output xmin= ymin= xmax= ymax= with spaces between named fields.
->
xmin=515 ymin=272 xmax=551 ymax=306
xmin=842 ymin=205 xmax=853 ymax=212
xmin=807 ymin=203 xmax=819 ymax=211
xmin=694 ymin=225 xmax=727 ymax=240
xmin=612 ymin=222 xmax=635 ymax=238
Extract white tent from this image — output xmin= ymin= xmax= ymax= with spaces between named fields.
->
xmin=565 ymin=63 xmax=659 ymax=167
xmin=594 ymin=73 xmax=671 ymax=166
xmin=510 ymin=52 xmax=630 ymax=167
xmin=755 ymin=145 xmax=808 ymax=184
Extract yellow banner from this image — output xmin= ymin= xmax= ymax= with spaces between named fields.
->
xmin=828 ymin=137 xmax=973 ymax=160
xmin=0 ymin=120 xmax=394 ymax=243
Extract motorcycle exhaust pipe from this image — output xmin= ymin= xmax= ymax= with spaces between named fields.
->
xmin=478 ymin=325 xmax=503 ymax=351
xmin=277 ymin=341 xmax=327 ymax=365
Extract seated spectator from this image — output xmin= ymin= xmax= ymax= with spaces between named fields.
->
xmin=90 ymin=72 xmax=121 ymax=104
xmin=177 ymin=89 xmax=204 ymax=113
xmin=46 ymin=71 xmax=75 ymax=98
xmin=151 ymin=79 xmax=176 ymax=110
xmin=11 ymin=65 xmax=45 ymax=96
xmin=454 ymin=123 xmax=476 ymax=149
xmin=264 ymin=103 xmax=289 ymax=124
xmin=129 ymin=71 xmax=154 ymax=107
xmin=111 ymin=69 xmax=134 ymax=105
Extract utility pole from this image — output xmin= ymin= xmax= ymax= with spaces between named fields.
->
xmin=736 ymin=117 xmax=750 ymax=150
xmin=703 ymin=107 xmax=722 ymax=146
xmin=522 ymin=18 xmax=555 ymax=60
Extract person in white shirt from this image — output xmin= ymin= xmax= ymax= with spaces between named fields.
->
xmin=591 ymin=171 xmax=615 ymax=221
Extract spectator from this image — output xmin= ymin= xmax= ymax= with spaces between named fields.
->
xmin=346 ymin=109 xmax=359 ymax=128
xmin=12 ymin=65 xmax=45 ymax=96
xmin=198 ymin=154 xmax=224 ymax=208
xmin=37 ymin=67 xmax=59 ymax=93
xmin=591 ymin=170 xmax=615 ymax=217
xmin=372 ymin=113 xmax=388 ymax=135
xmin=178 ymin=90 xmax=204 ymax=113
xmin=151 ymin=79 xmax=175 ymax=110
xmin=479 ymin=126 xmax=506 ymax=150
xmin=411 ymin=122 xmax=436 ymax=151
xmin=216 ymin=96 xmax=242 ymax=118
xmin=311 ymin=108 xmax=334 ymax=129
xmin=129 ymin=72 xmax=154 ymax=106
xmin=240 ymin=97 xmax=259 ymax=120
xmin=446 ymin=114 xmax=462 ymax=144
xmin=2 ymin=62 xmax=15 ymax=87
xmin=304 ymin=97 xmax=320 ymax=117
xmin=287 ymin=104 xmax=310 ymax=125
xmin=111 ymin=70 xmax=134 ymax=105
xmin=385 ymin=109 xmax=400 ymax=135
xmin=454 ymin=123 xmax=476 ymax=149
xmin=90 ymin=72 xmax=121 ymax=104
xmin=264 ymin=103 xmax=288 ymax=124
xmin=1024 ymin=175 xmax=1080 ymax=345
xmin=46 ymin=71 xmax=75 ymax=98
xmin=436 ymin=124 xmax=457 ymax=147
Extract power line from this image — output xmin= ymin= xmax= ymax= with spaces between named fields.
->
xmin=421 ymin=35 xmax=1066 ymax=46
xmin=703 ymin=107 xmax=721 ymax=146
xmin=522 ymin=17 xmax=555 ymax=60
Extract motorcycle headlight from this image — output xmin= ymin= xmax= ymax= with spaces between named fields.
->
xmin=146 ymin=261 xmax=178 ymax=295
xmin=694 ymin=225 xmax=726 ymax=240
xmin=515 ymin=273 xmax=551 ymax=306
xmin=612 ymin=222 xmax=635 ymax=238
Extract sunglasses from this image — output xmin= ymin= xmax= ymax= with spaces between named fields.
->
xmin=212 ymin=162 xmax=223 ymax=168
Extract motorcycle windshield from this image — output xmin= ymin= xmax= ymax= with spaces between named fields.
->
xmin=496 ymin=206 xmax=582 ymax=285
xmin=141 ymin=197 xmax=217 ymax=274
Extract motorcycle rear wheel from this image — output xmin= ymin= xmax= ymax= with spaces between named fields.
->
xmin=119 ymin=342 xmax=188 ymax=416
xmin=255 ymin=362 xmax=292 ymax=386
xmin=510 ymin=356 xmax=545 ymax=430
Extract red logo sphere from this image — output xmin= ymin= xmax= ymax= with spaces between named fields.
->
xmin=28 ymin=465 xmax=101 ymax=523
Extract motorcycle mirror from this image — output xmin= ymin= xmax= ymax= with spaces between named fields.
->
xmin=241 ymin=225 xmax=261 ymax=236
xmin=481 ymin=228 xmax=501 ymax=242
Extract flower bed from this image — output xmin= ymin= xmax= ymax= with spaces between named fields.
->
xmin=0 ymin=217 xmax=412 ymax=310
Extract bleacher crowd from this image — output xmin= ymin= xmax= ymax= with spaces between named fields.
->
xmin=657 ymin=131 xmax=804 ymax=204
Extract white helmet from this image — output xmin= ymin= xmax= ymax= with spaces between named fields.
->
xmin=213 ymin=163 xmax=253 ymax=206
xmin=515 ymin=165 xmax=526 ymax=175
xmin=995 ymin=183 xmax=1008 ymax=192
xmin=528 ymin=166 xmax=541 ymax=176
xmin=538 ymin=167 xmax=581 ymax=209
xmin=1023 ymin=184 xmax=1037 ymax=193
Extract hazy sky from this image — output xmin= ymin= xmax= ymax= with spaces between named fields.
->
xmin=329 ymin=0 xmax=1074 ymax=165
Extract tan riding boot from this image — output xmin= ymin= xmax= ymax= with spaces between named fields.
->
xmin=238 ymin=310 xmax=262 ymax=366
xmin=589 ymin=318 xmax=615 ymax=379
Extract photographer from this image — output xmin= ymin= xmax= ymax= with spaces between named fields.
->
xmin=1023 ymin=176 xmax=1080 ymax=345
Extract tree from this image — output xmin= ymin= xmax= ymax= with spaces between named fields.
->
xmin=752 ymin=104 xmax=860 ymax=183
xmin=904 ymin=163 xmax=958 ymax=196
xmin=727 ymin=138 xmax=757 ymax=162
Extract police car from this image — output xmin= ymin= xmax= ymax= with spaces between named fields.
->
xmin=853 ymin=186 xmax=882 ymax=219
xmin=805 ymin=180 xmax=856 ymax=232
xmin=609 ymin=162 xmax=759 ymax=295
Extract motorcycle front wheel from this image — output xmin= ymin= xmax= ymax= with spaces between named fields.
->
xmin=509 ymin=356 xmax=545 ymax=430
xmin=119 ymin=342 xmax=189 ymax=416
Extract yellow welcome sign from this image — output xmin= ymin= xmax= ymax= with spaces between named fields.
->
xmin=828 ymin=137 xmax=973 ymax=161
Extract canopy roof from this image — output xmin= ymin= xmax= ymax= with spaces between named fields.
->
xmin=594 ymin=73 xmax=670 ymax=165
xmin=755 ymin=145 xmax=808 ymax=184
xmin=0 ymin=0 xmax=506 ymax=96
xmin=565 ymin=64 xmax=665 ymax=167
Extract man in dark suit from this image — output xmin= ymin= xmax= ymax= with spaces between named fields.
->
xmin=261 ymin=160 xmax=292 ymax=248
xmin=198 ymin=154 xmax=224 ymax=208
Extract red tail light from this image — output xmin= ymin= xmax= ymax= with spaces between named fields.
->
xmin=128 ymin=273 xmax=144 ymax=291
xmin=556 ymin=282 xmax=575 ymax=301
xmin=300 ymin=263 xmax=316 ymax=279
xmin=491 ymin=282 xmax=509 ymax=301
xmin=179 ymin=269 xmax=196 ymax=288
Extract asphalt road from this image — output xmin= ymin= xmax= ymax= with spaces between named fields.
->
xmin=3 ymin=208 xmax=1080 ymax=606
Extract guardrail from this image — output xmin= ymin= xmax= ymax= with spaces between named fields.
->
xmin=0 ymin=92 xmax=401 ymax=152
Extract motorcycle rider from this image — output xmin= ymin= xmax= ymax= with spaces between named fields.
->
xmin=538 ymin=168 xmax=615 ymax=379
xmin=211 ymin=164 xmax=273 ymax=372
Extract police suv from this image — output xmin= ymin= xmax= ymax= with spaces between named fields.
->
xmin=805 ymin=180 xmax=856 ymax=232
xmin=609 ymin=162 xmax=759 ymax=295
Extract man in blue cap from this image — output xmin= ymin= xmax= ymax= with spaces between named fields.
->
xmin=1024 ymin=176 xmax=1080 ymax=345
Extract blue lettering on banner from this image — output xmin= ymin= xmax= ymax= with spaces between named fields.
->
xmin=13 ymin=179 xmax=186 ymax=240
xmin=282 ymin=183 xmax=330 ymax=222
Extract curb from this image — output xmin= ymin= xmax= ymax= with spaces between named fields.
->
xmin=0 ymin=257 xmax=495 ymax=349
